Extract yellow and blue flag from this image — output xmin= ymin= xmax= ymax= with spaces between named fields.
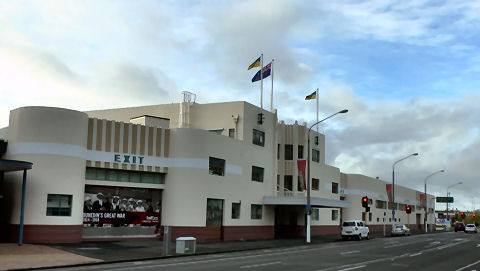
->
xmin=248 ymin=56 xmax=261 ymax=70
xmin=305 ymin=91 xmax=316 ymax=100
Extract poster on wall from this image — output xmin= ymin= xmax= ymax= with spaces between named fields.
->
xmin=83 ymin=185 xmax=161 ymax=227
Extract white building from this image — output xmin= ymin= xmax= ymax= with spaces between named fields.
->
xmin=0 ymin=94 xmax=435 ymax=243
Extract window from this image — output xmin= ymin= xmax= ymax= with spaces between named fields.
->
xmin=297 ymin=176 xmax=303 ymax=192
xmin=232 ymin=203 xmax=240 ymax=219
xmin=284 ymin=144 xmax=293 ymax=160
xmin=298 ymin=145 xmax=304 ymax=159
xmin=277 ymin=144 xmax=280 ymax=160
xmin=251 ymin=204 xmax=262 ymax=219
xmin=284 ymin=176 xmax=293 ymax=191
xmin=312 ymin=178 xmax=319 ymax=190
xmin=312 ymin=149 xmax=320 ymax=162
xmin=229 ymin=128 xmax=235 ymax=138
xmin=276 ymin=175 xmax=280 ymax=191
xmin=332 ymin=182 xmax=338 ymax=194
xmin=46 ymin=194 xmax=72 ymax=216
xmin=209 ymin=157 xmax=225 ymax=176
xmin=399 ymin=204 xmax=406 ymax=211
xmin=377 ymin=217 xmax=380 ymax=222
xmin=388 ymin=202 xmax=397 ymax=210
xmin=85 ymin=167 xmax=165 ymax=184
xmin=332 ymin=210 xmax=338 ymax=221
xmin=375 ymin=200 xmax=386 ymax=209
xmin=251 ymin=166 xmax=264 ymax=182
xmin=209 ymin=129 xmax=223 ymax=135
xmin=252 ymin=129 xmax=265 ymax=147
xmin=312 ymin=208 xmax=319 ymax=221
xmin=389 ymin=218 xmax=392 ymax=222
xmin=369 ymin=213 xmax=372 ymax=222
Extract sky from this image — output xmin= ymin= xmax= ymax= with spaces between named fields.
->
xmin=1 ymin=0 xmax=479 ymax=211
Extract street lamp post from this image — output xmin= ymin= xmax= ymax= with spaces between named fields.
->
xmin=392 ymin=153 xmax=418 ymax=227
xmin=424 ymin=170 xmax=445 ymax=233
xmin=306 ymin=109 xmax=348 ymax=243
xmin=446 ymin=181 xmax=463 ymax=222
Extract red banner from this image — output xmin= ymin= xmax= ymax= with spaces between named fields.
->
xmin=420 ymin=193 xmax=426 ymax=208
xmin=297 ymin=159 xmax=306 ymax=189
xmin=386 ymin=184 xmax=393 ymax=203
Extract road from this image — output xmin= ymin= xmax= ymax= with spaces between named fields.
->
xmin=46 ymin=232 xmax=480 ymax=271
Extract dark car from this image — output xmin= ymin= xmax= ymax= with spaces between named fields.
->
xmin=455 ymin=222 xmax=465 ymax=232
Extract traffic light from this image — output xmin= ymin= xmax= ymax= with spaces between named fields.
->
xmin=362 ymin=196 xmax=368 ymax=208
xmin=473 ymin=213 xmax=476 ymax=217
xmin=406 ymin=205 xmax=411 ymax=214
xmin=461 ymin=212 xmax=466 ymax=219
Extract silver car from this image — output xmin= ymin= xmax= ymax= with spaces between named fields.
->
xmin=391 ymin=224 xmax=411 ymax=236
xmin=465 ymin=224 xmax=478 ymax=234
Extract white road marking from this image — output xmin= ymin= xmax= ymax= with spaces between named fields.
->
xmin=455 ymin=259 xmax=480 ymax=271
xmin=340 ymin=250 xmax=360 ymax=255
xmin=477 ymin=244 xmax=480 ymax=247
xmin=240 ymin=261 xmax=282 ymax=269
xmin=337 ymin=265 xmax=366 ymax=271
xmin=409 ymin=252 xmax=422 ymax=257
xmin=77 ymin=247 xmax=100 ymax=250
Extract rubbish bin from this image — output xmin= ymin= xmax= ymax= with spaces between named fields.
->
xmin=176 ymin=237 xmax=196 ymax=254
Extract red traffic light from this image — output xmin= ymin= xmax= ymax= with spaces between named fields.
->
xmin=362 ymin=197 xmax=368 ymax=203
xmin=473 ymin=214 xmax=476 ymax=217
xmin=406 ymin=205 xmax=412 ymax=214
xmin=406 ymin=206 xmax=411 ymax=211
xmin=461 ymin=212 xmax=464 ymax=215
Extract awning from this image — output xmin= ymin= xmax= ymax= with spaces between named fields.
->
xmin=263 ymin=196 xmax=349 ymax=208
xmin=0 ymin=159 xmax=33 ymax=172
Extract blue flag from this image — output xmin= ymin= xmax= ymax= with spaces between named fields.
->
xmin=251 ymin=62 xmax=272 ymax=82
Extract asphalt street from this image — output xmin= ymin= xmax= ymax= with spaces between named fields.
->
xmin=45 ymin=232 xmax=480 ymax=271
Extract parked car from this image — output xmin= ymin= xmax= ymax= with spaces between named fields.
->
xmin=391 ymin=224 xmax=411 ymax=236
xmin=465 ymin=224 xmax=478 ymax=234
xmin=341 ymin=220 xmax=369 ymax=240
xmin=455 ymin=222 xmax=466 ymax=232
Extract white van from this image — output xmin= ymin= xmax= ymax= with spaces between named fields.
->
xmin=341 ymin=220 xmax=369 ymax=240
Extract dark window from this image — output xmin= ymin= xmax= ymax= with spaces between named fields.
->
xmin=312 ymin=208 xmax=319 ymax=220
xmin=209 ymin=157 xmax=225 ymax=176
xmin=369 ymin=213 xmax=372 ymax=222
xmin=232 ymin=203 xmax=240 ymax=219
xmin=277 ymin=175 xmax=280 ymax=191
xmin=388 ymin=202 xmax=397 ymax=210
xmin=312 ymin=178 xmax=319 ymax=190
xmin=277 ymin=144 xmax=280 ymax=160
xmin=252 ymin=129 xmax=265 ymax=146
xmin=47 ymin=194 xmax=72 ymax=216
xmin=229 ymin=128 xmax=235 ymax=138
xmin=332 ymin=182 xmax=338 ymax=194
xmin=312 ymin=149 xmax=320 ymax=162
xmin=284 ymin=175 xmax=293 ymax=191
xmin=285 ymin=144 xmax=293 ymax=160
xmin=251 ymin=166 xmax=264 ymax=182
xmin=332 ymin=210 xmax=338 ymax=220
xmin=86 ymin=167 xmax=165 ymax=184
xmin=297 ymin=176 xmax=303 ymax=192
xmin=298 ymin=145 xmax=304 ymax=159
xmin=251 ymin=204 xmax=262 ymax=219
xmin=206 ymin=198 xmax=223 ymax=226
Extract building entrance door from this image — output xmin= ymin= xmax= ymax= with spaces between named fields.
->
xmin=206 ymin=198 xmax=223 ymax=241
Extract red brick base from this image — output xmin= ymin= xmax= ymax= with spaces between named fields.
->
xmin=3 ymin=224 xmax=82 ymax=244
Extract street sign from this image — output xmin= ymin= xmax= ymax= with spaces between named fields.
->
xmin=392 ymin=210 xmax=395 ymax=215
xmin=436 ymin=197 xmax=454 ymax=203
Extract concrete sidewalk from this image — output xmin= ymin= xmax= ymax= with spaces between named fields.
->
xmin=0 ymin=243 xmax=101 ymax=270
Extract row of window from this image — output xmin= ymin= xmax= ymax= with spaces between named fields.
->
xmin=86 ymin=167 xmax=165 ymax=184
xmin=374 ymin=200 xmax=428 ymax=212
xmin=209 ymin=157 xmax=266 ymax=183
xmin=277 ymin=144 xmax=320 ymax=162
xmin=311 ymin=209 xmax=339 ymax=221
xmin=231 ymin=203 xmax=263 ymax=219
xmin=276 ymin=175 xmax=339 ymax=193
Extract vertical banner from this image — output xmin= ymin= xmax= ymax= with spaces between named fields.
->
xmin=297 ymin=159 xmax=307 ymax=189
xmin=420 ymin=193 xmax=426 ymax=209
xmin=386 ymin=184 xmax=393 ymax=203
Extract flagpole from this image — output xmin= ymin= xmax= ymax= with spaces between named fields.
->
xmin=270 ymin=59 xmax=274 ymax=112
xmin=316 ymin=88 xmax=319 ymax=133
xmin=260 ymin=53 xmax=264 ymax=110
